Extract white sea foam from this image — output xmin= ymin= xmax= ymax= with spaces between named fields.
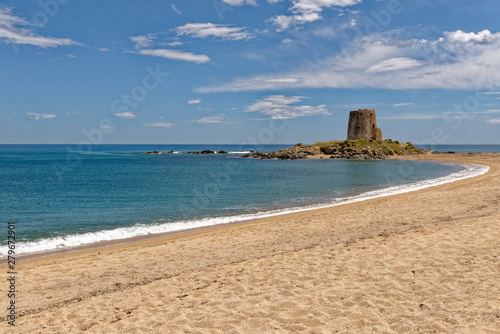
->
xmin=229 ymin=151 xmax=252 ymax=154
xmin=2 ymin=162 xmax=489 ymax=258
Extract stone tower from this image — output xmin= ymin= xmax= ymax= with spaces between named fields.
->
xmin=347 ymin=109 xmax=383 ymax=141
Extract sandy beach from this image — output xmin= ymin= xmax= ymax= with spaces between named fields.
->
xmin=1 ymin=153 xmax=499 ymax=333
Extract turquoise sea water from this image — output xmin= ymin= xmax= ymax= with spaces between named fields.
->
xmin=0 ymin=144 xmax=493 ymax=256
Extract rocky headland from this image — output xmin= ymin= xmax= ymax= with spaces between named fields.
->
xmin=242 ymin=140 xmax=437 ymax=160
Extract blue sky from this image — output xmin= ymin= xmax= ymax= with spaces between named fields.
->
xmin=1 ymin=0 xmax=500 ymax=144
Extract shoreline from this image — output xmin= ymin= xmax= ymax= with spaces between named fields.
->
xmin=1 ymin=155 xmax=489 ymax=263
xmin=2 ymin=153 xmax=499 ymax=332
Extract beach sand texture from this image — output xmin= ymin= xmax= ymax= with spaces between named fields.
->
xmin=1 ymin=154 xmax=499 ymax=333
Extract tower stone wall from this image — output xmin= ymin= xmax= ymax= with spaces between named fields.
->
xmin=347 ymin=109 xmax=383 ymax=141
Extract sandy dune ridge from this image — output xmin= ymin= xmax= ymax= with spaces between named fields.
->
xmin=1 ymin=154 xmax=499 ymax=333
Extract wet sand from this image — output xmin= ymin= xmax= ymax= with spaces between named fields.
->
xmin=1 ymin=153 xmax=499 ymax=333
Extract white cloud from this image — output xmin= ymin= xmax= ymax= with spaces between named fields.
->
xmin=130 ymin=34 xmax=155 ymax=49
xmin=366 ymin=57 xmax=423 ymax=73
xmin=270 ymin=0 xmax=362 ymax=31
xmin=486 ymin=118 xmax=500 ymax=124
xmin=291 ymin=0 xmax=362 ymax=13
xmin=382 ymin=109 xmax=500 ymax=121
xmin=222 ymin=0 xmax=257 ymax=5
xmin=176 ymin=23 xmax=253 ymax=40
xmin=392 ymin=103 xmax=414 ymax=107
xmin=167 ymin=41 xmax=183 ymax=47
xmin=271 ymin=12 xmax=322 ymax=31
xmin=0 ymin=7 xmax=77 ymax=48
xmin=66 ymin=54 xmax=76 ymax=58
xmin=477 ymin=91 xmax=500 ymax=95
xmin=197 ymin=30 xmax=500 ymax=92
xmin=188 ymin=98 xmax=201 ymax=104
xmin=98 ymin=47 xmax=110 ymax=52
xmin=245 ymin=95 xmax=330 ymax=119
xmin=171 ymin=3 xmax=182 ymax=14
xmin=281 ymin=38 xmax=293 ymax=44
xmin=142 ymin=122 xmax=175 ymax=127
xmin=114 ymin=112 xmax=136 ymax=119
xmin=192 ymin=115 xmax=238 ymax=124
xmin=444 ymin=30 xmax=500 ymax=44
xmin=26 ymin=112 xmax=57 ymax=120
xmin=138 ymin=49 xmax=210 ymax=63
xmin=380 ymin=113 xmax=444 ymax=120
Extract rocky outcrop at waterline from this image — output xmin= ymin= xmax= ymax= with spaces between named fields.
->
xmin=145 ymin=149 xmax=233 ymax=155
xmin=241 ymin=143 xmax=320 ymax=160
xmin=145 ymin=150 xmax=174 ymax=155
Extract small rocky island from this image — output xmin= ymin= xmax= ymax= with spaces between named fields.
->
xmin=242 ymin=140 xmax=434 ymax=160
xmin=144 ymin=109 xmax=440 ymax=160
xmin=243 ymin=109 xmax=435 ymax=160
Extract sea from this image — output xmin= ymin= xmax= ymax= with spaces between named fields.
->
xmin=0 ymin=144 xmax=496 ymax=258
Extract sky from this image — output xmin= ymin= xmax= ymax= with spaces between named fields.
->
xmin=1 ymin=0 xmax=500 ymax=145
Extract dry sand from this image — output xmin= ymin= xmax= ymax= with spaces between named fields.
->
xmin=1 ymin=154 xmax=499 ymax=333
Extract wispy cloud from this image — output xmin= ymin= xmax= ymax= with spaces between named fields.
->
xmin=130 ymin=33 xmax=208 ymax=63
xmin=166 ymin=41 xmax=183 ymax=47
xmin=197 ymin=30 xmax=500 ymax=92
xmin=392 ymin=103 xmax=414 ymax=107
xmin=176 ymin=23 xmax=253 ymax=40
xmin=366 ymin=57 xmax=423 ymax=74
xmin=380 ymin=113 xmax=444 ymax=120
xmin=26 ymin=112 xmax=57 ymax=120
xmin=130 ymin=34 xmax=155 ymax=49
xmin=138 ymin=49 xmax=210 ymax=63
xmin=142 ymin=122 xmax=175 ymax=127
xmin=114 ymin=112 xmax=136 ymax=119
xmin=0 ymin=7 xmax=77 ymax=48
xmin=477 ymin=91 xmax=500 ymax=95
xmin=486 ymin=118 xmax=500 ymax=124
xmin=188 ymin=98 xmax=201 ymax=104
xmin=382 ymin=109 xmax=500 ymax=121
xmin=191 ymin=115 xmax=239 ymax=124
xmin=269 ymin=0 xmax=362 ymax=31
xmin=222 ymin=0 xmax=257 ymax=6
xmin=170 ymin=3 xmax=182 ymax=15
xmin=245 ymin=95 xmax=330 ymax=119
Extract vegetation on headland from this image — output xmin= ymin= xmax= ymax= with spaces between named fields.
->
xmin=309 ymin=139 xmax=426 ymax=155
xmin=243 ymin=139 xmax=433 ymax=160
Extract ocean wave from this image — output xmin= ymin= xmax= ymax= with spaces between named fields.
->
xmin=1 ymin=162 xmax=488 ymax=258
xmin=228 ymin=151 xmax=252 ymax=154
